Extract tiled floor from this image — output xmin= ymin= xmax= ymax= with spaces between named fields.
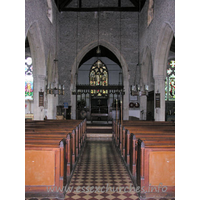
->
xmin=26 ymin=140 xmax=175 ymax=200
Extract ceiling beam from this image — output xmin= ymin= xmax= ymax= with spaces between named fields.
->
xmin=60 ymin=0 xmax=73 ymax=10
xmin=61 ymin=7 xmax=138 ymax=12
xmin=118 ymin=0 xmax=121 ymax=7
xmin=79 ymin=0 xmax=82 ymax=8
xmin=129 ymin=0 xmax=139 ymax=8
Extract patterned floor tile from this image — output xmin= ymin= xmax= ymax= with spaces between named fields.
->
xmin=64 ymin=141 xmax=139 ymax=200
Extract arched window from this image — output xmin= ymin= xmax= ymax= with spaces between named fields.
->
xmin=25 ymin=57 xmax=33 ymax=100
xmin=90 ymin=60 xmax=108 ymax=96
xmin=165 ymin=59 xmax=175 ymax=101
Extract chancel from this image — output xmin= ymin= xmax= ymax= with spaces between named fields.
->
xmin=25 ymin=0 xmax=175 ymax=199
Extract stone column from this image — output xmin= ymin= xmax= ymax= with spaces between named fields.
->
xmin=154 ymin=75 xmax=165 ymax=121
xmin=47 ymin=94 xmax=58 ymax=119
xmin=140 ymin=95 xmax=147 ymax=120
xmin=123 ymin=73 xmax=130 ymax=120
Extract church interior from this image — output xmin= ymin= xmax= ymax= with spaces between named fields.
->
xmin=22 ymin=0 xmax=192 ymax=199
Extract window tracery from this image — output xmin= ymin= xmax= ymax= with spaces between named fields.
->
xmin=165 ymin=59 xmax=175 ymax=101
xmin=90 ymin=60 xmax=108 ymax=97
xmin=25 ymin=57 xmax=33 ymax=100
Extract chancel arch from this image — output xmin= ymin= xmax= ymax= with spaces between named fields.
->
xmin=70 ymin=40 xmax=129 ymax=120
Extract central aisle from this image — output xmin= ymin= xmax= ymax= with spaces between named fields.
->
xmin=65 ymin=141 xmax=139 ymax=200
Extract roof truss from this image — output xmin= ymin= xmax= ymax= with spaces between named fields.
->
xmin=54 ymin=0 xmax=146 ymax=12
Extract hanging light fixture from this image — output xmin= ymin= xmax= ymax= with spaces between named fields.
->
xmin=46 ymin=82 xmax=65 ymax=96
xmin=47 ymin=61 xmax=64 ymax=96
xmin=46 ymin=6 xmax=64 ymax=97
xmin=46 ymin=59 xmax=64 ymax=96
xmin=131 ymin=0 xmax=148 ymax=97
xmin=96 ymin=0 xmax=101 ymax=55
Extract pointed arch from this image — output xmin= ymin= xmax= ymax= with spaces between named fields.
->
xmin=153 ymin=22 xmax=175 ymax=121
xmin=47 ymin=0 xmax=53 ymax=23
xmin=153 ymin=22 xmax=175 ymax=77
xmin=70 ymin=39 xmax=130 ymax=120
xmin=26 ymin=21 xmax=46 ymax=77
xmin=26 ymin=21 xmax=46 ymax=120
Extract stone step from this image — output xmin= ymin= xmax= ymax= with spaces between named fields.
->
xmin=87 ymin=126 xmax=112 ymax=129
xmin=86 ymin=137 xmax=112 ymax=141
xmin=86 ymin=133 xmax=112 ymax=138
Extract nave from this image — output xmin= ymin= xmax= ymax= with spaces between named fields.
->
xmin=26 ymin=139 xmax=175 ymax=200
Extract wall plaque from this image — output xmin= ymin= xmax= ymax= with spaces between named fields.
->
xmin=39 ymin=92 xmax=44 ymax=107
xmin=155 ymin=93 xmax=160 ymax=108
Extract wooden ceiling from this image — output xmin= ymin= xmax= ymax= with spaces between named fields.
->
xmin=54 ymin=0 xmax=146 ymax=12
xmin=79 ymin=45 xmax=121 ymax=67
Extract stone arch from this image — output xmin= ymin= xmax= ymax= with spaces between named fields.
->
xmin=26 ymin=21 xmax=46 ymax=120
xmin=153 ymin=22 xmax=175 ymax=121
xmin=154 ymin=22 xmax=174 ymax=78
xmin=70 ymin=39 xmax=130 ymax=120
xmin=46 ymin=0 xmax=53 ymax=23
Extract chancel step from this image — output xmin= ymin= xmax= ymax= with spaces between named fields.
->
xmin=86 ymin=123 xmax=113 ymax=139
xmin=86 ymin=133 xmax=112 ymax=138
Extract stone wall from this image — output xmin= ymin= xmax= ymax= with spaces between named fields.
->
xmin=58 ymin=10 xmax=139 ymax=109
xmin=139 ymin=0 xmax=175 ymax=74
xmin=139 ymin=0 xmax=175 ymax=121
xmin=25 ymin=0 xmax=175 ymax=120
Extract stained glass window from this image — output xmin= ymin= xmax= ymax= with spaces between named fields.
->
xmin=90 ymin=60 xmax=108 ymax=96
xmin=165 ymin=60 xmax=175 ymax=101
xmin=25 ymin=56 xmax=33 ymax=100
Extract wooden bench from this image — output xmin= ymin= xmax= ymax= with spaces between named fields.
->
xmin=136 ymin=140 xmax=175 ymax=198
xmin=112 ymin=120 xmax=174 ymax=150
xmin=25 ymin=140 xmax=66 ymax=198
xmin=121 ymin=120 xmax=175 ymax=126
xmin=25 ymin=119 xmax=86 ymax=198
xmin=112 ymin=120 xmax=175 ymax=198
xmin=128 ymin=133 xmax=175 ymax=177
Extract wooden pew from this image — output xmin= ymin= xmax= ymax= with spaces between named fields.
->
xmin=136 ymin=140 xmax=175 ymax=198
xmin=122 ymin=120 xmax=175 ymax=126
xmin=129 ymin=133 xmax=175 ymax=177
xmin=25 ymin=128 xmax=84 ymax=166
xmin=112 ymin=119 xmax=174 ymax=155
xmin=112 ymin=119 xmax=175 ymax=198
xmin=26 ymin=119 xmax=87 ymax=156
xmin=25 ymin=140 xmax=66 ymax=198
xmin=25 ymin=119 xmax=87 ymax=198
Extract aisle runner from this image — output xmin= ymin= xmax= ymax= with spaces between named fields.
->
xmin=65 ymin=141 xmax=139 ymax=200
